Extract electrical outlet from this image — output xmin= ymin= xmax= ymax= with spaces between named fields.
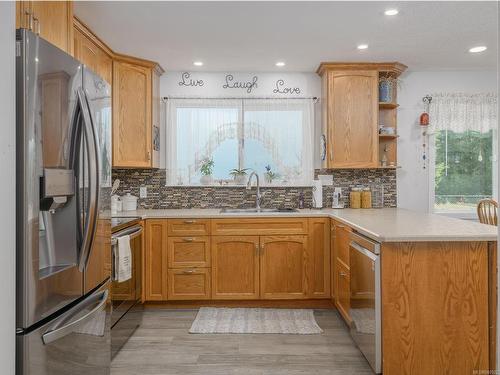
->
xmin=140 ymin=186 xmax=147 ymax=198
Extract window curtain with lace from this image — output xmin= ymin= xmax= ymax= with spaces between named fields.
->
xmin=164 ymin=98 xmax=315 ymax=186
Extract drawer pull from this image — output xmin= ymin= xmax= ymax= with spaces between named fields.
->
xmin=183 ymin=220 xmax=196 ymax=224
xmin=340 ymin=271 xmax=348 ymax=277
xmin=183 ymin=237 xmax=194 ymax=242
xmin=183 ymin=269 xmax=195 ymax=274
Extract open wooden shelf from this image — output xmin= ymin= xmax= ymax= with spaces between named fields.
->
xmin=379 ymin=102 xmax=399 ymax=109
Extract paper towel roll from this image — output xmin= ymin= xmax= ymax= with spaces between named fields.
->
xmin=312 ymin=180 xmax=323 ymax=208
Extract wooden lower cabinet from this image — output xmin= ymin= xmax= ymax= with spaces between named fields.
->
xmin=212 ymin=236 xmax=260 ymax=300
xmin=167 ymin=268 xmax=211 ymax=300
xmin=308 ymin=218 xmax=330 ymax=298
xmin=335 ymin=261 xmax=351 ymax=323
xmin=260 ymin=235 xmax=308 ymax=299
xmin=145 ymin=219 xmax=168 ymax=300
xmin=382 ymin=241 xmax=491 ymax=374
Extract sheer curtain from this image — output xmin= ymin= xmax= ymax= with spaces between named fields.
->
xmin=428 ymin=93 xmax=498 ymax=212
xmin=429 ymin=93 xmax=497 ymax=133
xmin=165 ymin=98 xmax=315 ymax=185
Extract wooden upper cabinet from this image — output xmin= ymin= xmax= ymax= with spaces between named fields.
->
xmin=317 ymin=62 xmax=406 ymax=169
xmin=260 ymin=235 xmax=308 ymax=300
xmin=17 ymin=1 xmax=74 ymax=55
xmin=73 ymin=27 xmax=112 ymax=84
xmin=307 ymin=218 xmax=331 ymax=299
xmin=113 ymin=57 xmax=163 ymax=168
xmin=327 ymin=70 xmax=378 ymax=168
xmin=212 ymin=236 xmax=260 ymax=300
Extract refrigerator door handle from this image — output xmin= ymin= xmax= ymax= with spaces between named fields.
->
xmin=42 ymin=288 xmax=108 ymax=345
xmin=76 ymin=88 xmax=101 ymax=272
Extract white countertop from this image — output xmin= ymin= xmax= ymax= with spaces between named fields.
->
xmin=113 ymin=208 xmax=497 ymax=243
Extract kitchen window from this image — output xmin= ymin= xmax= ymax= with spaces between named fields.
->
xmin=164 ymin=98 xmax=314 ymax=185
xmin=429 ymin=93 xmax=497 ymax=217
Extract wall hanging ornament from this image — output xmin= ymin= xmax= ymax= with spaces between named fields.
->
xmin=420 ymin=95 xmax=432 ymax=169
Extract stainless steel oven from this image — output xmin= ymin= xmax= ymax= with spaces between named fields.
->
xmin=110 ymin=223 xmax=143 ymax=358
xmin=349 ymin=232 xmax=381 ymax=374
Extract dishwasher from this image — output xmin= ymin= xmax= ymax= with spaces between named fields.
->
xmin=349 ymin=231 xmax=381 ymax=374
xmin=111 ymin=222 xmax=143 ymax=358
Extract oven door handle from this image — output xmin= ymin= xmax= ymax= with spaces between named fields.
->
xmin=350 ymin=241 xmax=378 ymax=261
xmin=111 ymin=226 xmax=143 ymax=246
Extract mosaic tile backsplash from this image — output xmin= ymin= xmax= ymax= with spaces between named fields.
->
xmin=112 ymin=169 xmax=397 ymax=209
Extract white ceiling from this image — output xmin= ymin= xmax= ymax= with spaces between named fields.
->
xmin=74 ymin=1 xmax=498 ymax=72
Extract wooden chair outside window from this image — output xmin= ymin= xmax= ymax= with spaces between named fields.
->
xmin=477 ymin=199 xmax=498 ymax=226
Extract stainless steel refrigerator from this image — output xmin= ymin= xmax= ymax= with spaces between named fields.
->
xmin=16 ymin=29 xmax=112 ymax=375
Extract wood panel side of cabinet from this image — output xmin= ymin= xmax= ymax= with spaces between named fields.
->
xmin=73 ymin=27 xmax=112 ymax=84
xmin=307 ymin=218 xmax=331 ymax=299
xmin=381 ymin=241 xmax=490 ymax=375
xmin=144 ymin=219 xmax=168 ymax=301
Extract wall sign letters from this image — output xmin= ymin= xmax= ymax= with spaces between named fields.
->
xmin=178 ymin=72 xmax=204 ymax=87
xmin=273 ymin=79 xmax=301 ymax=95
xmin=222 ymin=74 xmax=258 ymax=94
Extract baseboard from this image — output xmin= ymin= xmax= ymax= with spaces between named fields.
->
xmin=144 ymin=299 xmax=335 ymax=309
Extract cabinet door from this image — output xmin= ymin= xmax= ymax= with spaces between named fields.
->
xmin=307 ymin=218 xmax=331 ymax=299
xmin=212 ymin=236 xmax=260 ymax=300
xmin=73 ymin=28 xmax=112 ymax=84
xmin=167 ymin=268 xmax=211 ymax=300
xmin=327 ymin=70 xmax=378 ymax=168
xmin=31 ymin=1 xmax=73 ymax=54
xmin=145 ymin=219 xmax=168 ymax=301
xmin=260 ymin=235 xmax=308 ymax=299
xmin=335 ymin=261 xmax=351 ymax=323
xmin=113 ymin=61 xmax=152 ymax=168
xmin=335 ymin=223 xmax=351 ymax=268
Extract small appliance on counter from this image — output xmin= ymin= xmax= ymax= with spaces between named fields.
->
xmin=121 ymin=193 xmax=138 ymax=211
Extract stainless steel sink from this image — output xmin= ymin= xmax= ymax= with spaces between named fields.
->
xmin=220 ymin=208 xmax=298 ymax=213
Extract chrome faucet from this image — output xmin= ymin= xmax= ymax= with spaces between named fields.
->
xmin=246 ymin=171 xmax=262 ymax=211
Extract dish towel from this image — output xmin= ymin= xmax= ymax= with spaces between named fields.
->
xmin=115 ymin=235 xmax=132 ymax=282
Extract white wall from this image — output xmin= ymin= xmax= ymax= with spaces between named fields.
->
xmin=0 ymin=2 xmax=16 ymax=374
xmin=160 ymin=71 xmax=323 ymax=169
xmin=397 ymin=70 xmax=497 ymax=212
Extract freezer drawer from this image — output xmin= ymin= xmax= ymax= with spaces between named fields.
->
xmin=17 ymin=282 xmax=110 ymax=375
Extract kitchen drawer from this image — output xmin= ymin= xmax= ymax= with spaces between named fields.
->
xmin=167 ymin=268 xmax=211 ymax=300
xmin=167 ymin=236 xmax=211 ymax=268
xmin=167 ymin=219 xmax=210 ymax=236
xmin=211 ymin=218 xmax=308 ymax=236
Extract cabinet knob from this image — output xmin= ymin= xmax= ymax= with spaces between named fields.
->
xmin=183 ymin=220 xmax=196 ymax=224
xmin=183 ymin=269 xmax=195 ymax=274
xmin=183 ymin=237 xmax=194 ymax=242
xmin=340 ymin=271 xmax=347 ymax=277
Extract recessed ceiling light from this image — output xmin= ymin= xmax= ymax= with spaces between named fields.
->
xmin=193 ymin=61 xmax=204 ymax=66
xmin=384 ymin=9 xmax=399 ymax=16
xmin=275 ymin=61 xmax=286 ymax=67
xmin=469 ymin=46 xmax=487 ymax=53
xmin=357 ymin=44 xmax=369 ymax=50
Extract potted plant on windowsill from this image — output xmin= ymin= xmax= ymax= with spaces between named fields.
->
xmin=229 ymin=168 xmax=249 ymax=185
xmin=199 ymin=157 xmax=214 ymax=185
xmin=264 ymin=165 xmax=279 ymax=184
